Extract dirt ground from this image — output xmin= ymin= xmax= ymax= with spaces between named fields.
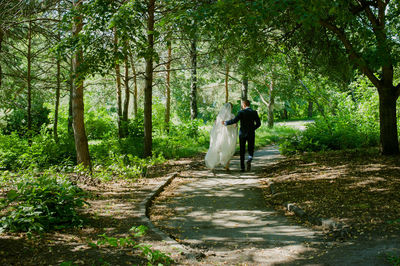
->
xmin=0 ymin=158 xmax=200 ymax=266
xmin=1 ymin=147 xmax=399 ymax=265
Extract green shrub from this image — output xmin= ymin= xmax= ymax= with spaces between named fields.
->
xmin=0 ymin=131 xmax=75 ymax=170
xmin=2 ymin=101 xmax=50 ymax=136
xmin=0 ymin=170 xmax=87 ymax=233
xmin=85 ymin=108 xmax=116 ymax=140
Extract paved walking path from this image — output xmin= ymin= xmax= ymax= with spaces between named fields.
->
xmin=151 ymin=146 xmax=325 ymax=265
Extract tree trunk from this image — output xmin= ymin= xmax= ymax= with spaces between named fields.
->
xmin=378 ymin=88 xmax=399 ymax=155
xmin=54 ymin=55 xmax=61 ymax=142
xmin=122 ymin=54 xmax=130 ymax=137
xmin=267 ymin=78 xmax=274 ymax=128
xmin=72 ymin=1 xmax=91 ymax=169
xmin=68 ymin=57 xmax=74 ymax=136
xmin=241 ymin=76 xmax=248 ymax=101
xmin=165 ymin=41 xmax=172 ymax=132
xmin=0 ymin=29 xmax=3 ymax=89
xmin=307 ymin=101 xmax=313 ymax=118
xmin=283 ymin=108 xmax=288 ymax=120
xmin=114 ymin=29 xmax=123 ymax=139
xmin=27 ymin=21 xmax=32 ymax=141
xmin=225 ymin=65 xmax=229 ymax=103
xmin=128 ymin=46 xmax=138 ymax=118
xmin=190 ymin=39 xmax=198 ymax=120
xmin=143 ymin=0 xmax=155 ymax=157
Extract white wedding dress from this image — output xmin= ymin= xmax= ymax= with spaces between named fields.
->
xmin=205 ymin=103 xmax=237 ymax=170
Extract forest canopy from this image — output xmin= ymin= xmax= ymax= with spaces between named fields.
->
xmin=0 ymin=0 xmax=399 ymax=171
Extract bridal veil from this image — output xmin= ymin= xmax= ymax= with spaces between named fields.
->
xmin=205 ymin=103 xmax=237 ymax=169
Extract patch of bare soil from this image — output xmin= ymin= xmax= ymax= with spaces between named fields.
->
xmin=260 ymin=148 xmax=400 ymax=239
xmin=0 ymin=157 xmax=203 ymax=266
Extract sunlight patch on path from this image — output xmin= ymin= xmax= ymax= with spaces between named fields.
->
xmin=152 ymin=145 xmax=323 ymax=264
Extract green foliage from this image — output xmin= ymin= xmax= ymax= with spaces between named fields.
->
xmin=85 ymin=108 xmax=116 ymax=140
xmin=89 ymin=225 xmax=173 ymax=265
xmin=2 ymin=102 xmax=50 ymax=136
xmin=0 ymin=131 xmax=75 ymax=170
xmin=385 ymin=253 xmax=400 ymax=266
xmin=0 ymin=170 xmax=87 ymax=233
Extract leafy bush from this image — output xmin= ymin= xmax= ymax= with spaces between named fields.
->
xmin=279 ymin=96 xmax=380 ymax=154
xmin=2 ymin=101 xmax=50 ymax=136
xmin=85 ymin=108 xmax=116 ymax=140
xmin=0 ymin=170 xmax=87 ymax=233
xmin=0 ymin=131 xmax=75 ymax=170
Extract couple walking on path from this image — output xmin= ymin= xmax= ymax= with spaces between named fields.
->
xmin=205 ymin=99 xmax=261 ymax=172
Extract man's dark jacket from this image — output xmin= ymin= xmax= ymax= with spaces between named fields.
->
xmin=226 ymin=107 xmax=261 ymax=138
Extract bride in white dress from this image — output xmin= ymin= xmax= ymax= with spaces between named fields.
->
xmin=205 ymin=102 xmax=237 ymax=171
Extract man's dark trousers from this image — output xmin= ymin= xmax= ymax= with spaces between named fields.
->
xmin=239 ymin=134 xmax=255 ymax=170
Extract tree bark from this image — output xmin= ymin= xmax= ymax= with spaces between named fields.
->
xmin=267 ymin=78 xmax=274 ymax=128
xmin=122 ymin=54 xmax=130 ymax=137
xmin=127 ymin=45 xmax=138 ymax=118
xmin=225 ymin=65 xmax=229 ymax=103
xmin=0 ymin=29 xmax=3 ymax=89
xmin=54 ymin=54 xmax=61 ymax=143
xmin=190 ymin=39 xmax=198 ymax=120
xmin=165 ymin=41 xmax=172 ymax=132
xmin=114 ymin=29 xmax=123 ymax=139
xmin=307 ymin=101 xmax=313 ymax=118
xmin=72 ymin=0 xmax=91 ymax=169
xmin=143 ymin=0 xmax=155 ymax=157
xmin=27 ymin=21 xmax=32 ymax=141
xmin=68 ymin=57 xmax=74 ymax=136
xmin=378 ymin=88 xmax=399 ymax=155
xmin=241 ymin=76 xmax=248 ymax=101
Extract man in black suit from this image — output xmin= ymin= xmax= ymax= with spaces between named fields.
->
xmin=223 ymin=99 xmax=261 ymax=172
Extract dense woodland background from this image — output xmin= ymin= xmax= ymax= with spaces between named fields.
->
xmin=0 ymin=0 xmax=399 ymax=246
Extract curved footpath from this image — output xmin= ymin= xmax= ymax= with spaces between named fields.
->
xmin=147 ymin=146 xmax=324 ymax=265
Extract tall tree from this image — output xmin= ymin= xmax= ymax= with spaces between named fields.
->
xmin=190 ymin=38 xmax=198 ymax=120
xmin=275 ymin=0 xmax=400 ymax=154
xmin=114 ymin=29 xmax=123 ymax=139
xmin=165 ymin=41 xmax=172 ymax=131
xmin=71 ymin=0 xmax=91 ymax=169
xmin=27 ymin=21 xmax=33 ymax=140
xmin=143 ymin=0 xmax=155 ymax=157
xmin=122 ymin=50 xmax=130 ymax=137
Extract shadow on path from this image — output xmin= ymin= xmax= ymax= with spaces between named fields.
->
xmin=152 ymin=146 xmax=324 ymax=264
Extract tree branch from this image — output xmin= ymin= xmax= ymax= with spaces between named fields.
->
xmin=319 ymin=19 xmax=381 ymax=89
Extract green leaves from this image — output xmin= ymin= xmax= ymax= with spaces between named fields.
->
xmin=6 ymin=189 xmax=18 ymax=201
xmin=0 ymin=171 xmax=88 ymax=233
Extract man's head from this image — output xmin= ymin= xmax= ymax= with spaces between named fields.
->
xmin=241 ymin=99 xmax=250 ymax=109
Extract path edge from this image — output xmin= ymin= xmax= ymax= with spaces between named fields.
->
xmin=138 ymin=172 xmax=199 ymax=260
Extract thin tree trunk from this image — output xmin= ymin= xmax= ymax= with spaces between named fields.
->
xmin=225 ymin=65 xmax=229 ymax=103
xmin=68 ymin=57 xmax=73 ymax=136
xmin=72 ymin=0 xmax=91 ymax=169
xmin=127 ymin=45 xmax=138 ymax=118
xmin=190 ymin=39 xmax=198 ymax=120
xmin=54 ymin=55 xmax=61 ymax=142
xmin=241 ymin=76 xmax=248 ymax=101
xmin=0 ymin=29 xmax=3 ymax=89
xmin=27 ymin=21 xmax=32 ymax=141
xmin=122 ymin=54 xmax=130 ymax=137
xmin=165 ymin=41 xmax=172 ymax=132
xmin=143 ymin=0 xmax=155 ymax=157
xmin=114 ymin=29 xmax=123 ymax=139
xmin=268 ymin=78 xmax=274 ymax=128
xmin=379 ymin=88 xmax=399 ymax=155
xmin=307 ymin=101 xmax=313 ymax=118
xmin=283 ymin=108 xmax=288 ymax=120
xmin=54 ymin=7 xmax=62 ymax=143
